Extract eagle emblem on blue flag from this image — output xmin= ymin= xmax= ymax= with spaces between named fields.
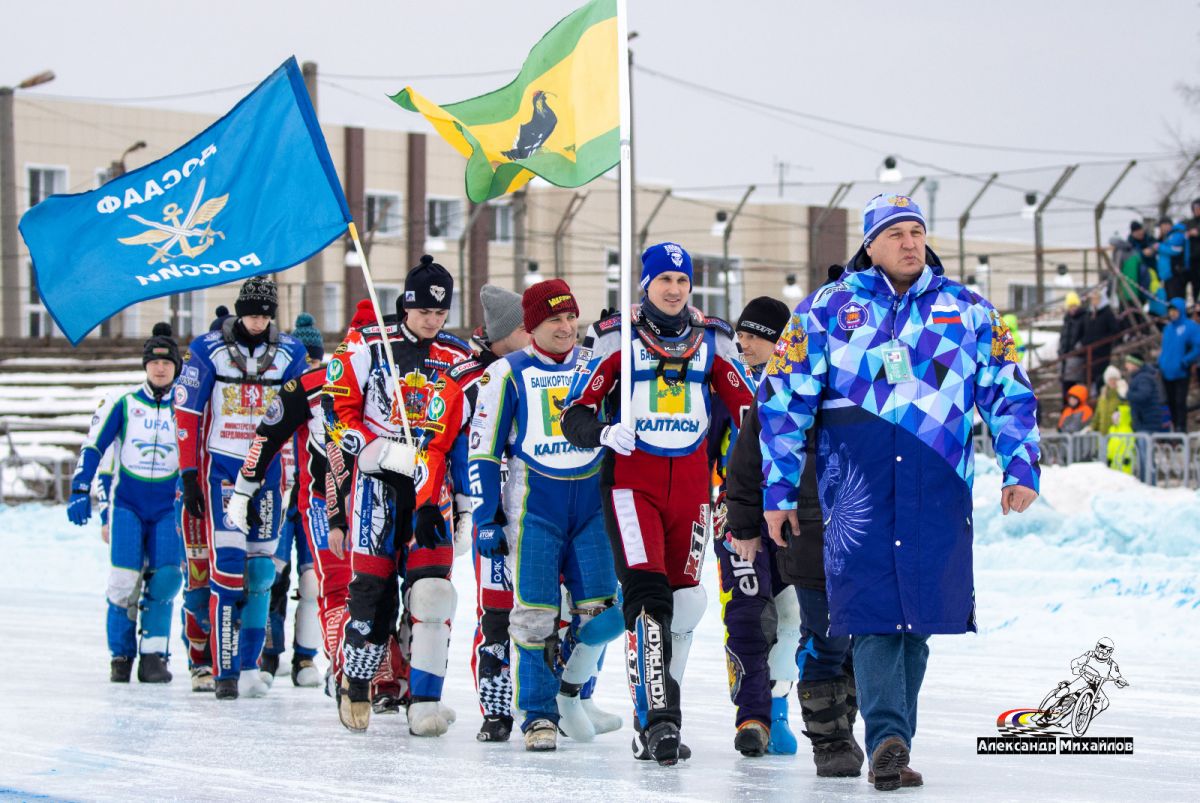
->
xmin=117 ymin=178 xmax=229 ymax=264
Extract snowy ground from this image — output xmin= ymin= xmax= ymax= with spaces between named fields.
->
xmin=1 ymin=461 xmax=1197 ymax=802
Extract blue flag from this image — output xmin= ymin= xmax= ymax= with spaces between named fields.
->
xmin=19 ymin=57 xmax=351 ymax=344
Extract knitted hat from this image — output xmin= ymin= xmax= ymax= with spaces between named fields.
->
xmin=1130 ymin=220 xmax=1144 ymax=233
xmin=142 ymin=321 xmax=181 ymax=378
xmin=348 ymin=298 xmax=376 ymax=331
xmin=208 ymin=305 xmax=231 ymax=332
xmin=523 ymin=278 xmax=580 ymax=333
xmin=235 ymin=277 xmax=278 ymax=318
xmin=862 ymin=194 xmax=926 ymax=245
xmin=291 ymin=312 xmax=324 ymax=361
xmin=401 ymin=254 xmax=453 ymax=313
xmin=480 ymin=284 xmax=524 ymax=342
xmin=1124 ymin=353 xmax=1144 ymax=367
xmin=1103 ymin=365 xmax=1121 ymax=384
xmin=736 ymin=296 xmax=791 ymax=344
xmin=1064 ymin=291 xmax=1081 ymax=309
xmin=640 ymin=242 xmax=693 ymax=291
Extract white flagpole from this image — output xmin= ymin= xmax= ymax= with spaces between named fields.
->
xmin=347 ymin=221 xmax=414 ymax=446
xmin=615 ymin=0 xmax=634 ymax=428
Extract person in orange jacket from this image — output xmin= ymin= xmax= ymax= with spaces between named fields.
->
xmin=1057 ymin=384 xmax=1094 ymax=433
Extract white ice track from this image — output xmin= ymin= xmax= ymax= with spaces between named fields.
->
xmin=1 ymin=462 xmax=1198 ymax=802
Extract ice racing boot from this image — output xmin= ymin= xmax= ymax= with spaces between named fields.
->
xmin=190 ymin=666 xmax=215 ymax=692
xmin=735 ymin=720 xmax=770 ymax=757
xmin=292 ymin=656 xmax=321 ymax=688
xmin=644 ymin=721 xmax=683 ymax=766
xmin=110 ymin=657 xmax=133 ymax=683
xmin=137 ymin=653 xmax=172 ymax=684
xmin=338 ymin=677 xmax=371 ymax=733
xmin=214 ymin=678 xmax=238 ymax=700
xmin=477 ymin=715 xmax=513 ymax=742
xmin=237 ymin=668 xmax=270 ymax=698
xmin=767 ymin=694 xmax=798 ymax=755
xmin=582 ymin=698 xmax=622 ymax=734
xmin=408 ymin=701 xmax=451 ymax=737
xmin=259 ymin=653 xmax=280 ymax=681
xmin=523 ymin=718 xmax=558 ymax=752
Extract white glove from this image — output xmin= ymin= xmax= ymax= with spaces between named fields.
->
xmin=453 ymin=493 xmax=474 ymax=557
xmin=378 ymin=440 xmax=419 ymax=478
xmin=600 ymin=422 xmax=637 ymax=456
xmin=226 ymin=491 xmax=251 ymax=534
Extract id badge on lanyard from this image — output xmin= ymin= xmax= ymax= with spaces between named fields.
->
xmin=882 ymin=339 xmax=915 ymax=384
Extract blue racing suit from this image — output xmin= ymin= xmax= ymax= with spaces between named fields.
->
xmin=175 ymin=320 xmax=308 ymax=680
xmin=469 ymin=345 xmax=620 ymax=728
xmin=71 ymin=383 xmax=181 ymax=658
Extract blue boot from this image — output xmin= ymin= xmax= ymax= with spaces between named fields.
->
xmin=768 ymin=695 xmax=798 ymax=755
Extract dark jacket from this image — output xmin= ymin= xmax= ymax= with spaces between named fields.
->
xmin=1127 ymin=364 xmax=1165 ymax=433
xmin=725 ymin=398 xmax=825 ymax=591
xmin=1081 ymin=302 xmax=1121 ymax=365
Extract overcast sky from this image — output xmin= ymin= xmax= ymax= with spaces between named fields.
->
xmin=4 ymin=0 xmax=1198 ymax=247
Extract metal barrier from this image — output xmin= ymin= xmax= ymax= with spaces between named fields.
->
xmin=1040 ymin=433 xmax=1071 ymax=467
xmin=1069 ymin=431 xmax=1102 ymax=463
xmin=1150 ymin=434 xmax=1190 ymax=488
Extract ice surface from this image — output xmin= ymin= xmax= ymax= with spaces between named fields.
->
xmin=1 ymin=462 xmax=1197 ymax=801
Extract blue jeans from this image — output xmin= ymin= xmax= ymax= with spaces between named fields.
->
xmin=852 ymin=633 xmax=929 ymax=757
xmin=794 ymin=586 xmax=852 ymax=683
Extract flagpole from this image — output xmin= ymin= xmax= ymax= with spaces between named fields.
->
xmin=347 ymin=221 xmax=414 ymax=445
xmin=615 ymin=0 xmax=634 ymax=429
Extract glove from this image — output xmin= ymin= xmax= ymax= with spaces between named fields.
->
xmin=181 ymin=470 xmax=205 ymax=517
xmin=226 ymin=490 xmax=251 ymax=534
xmin=476 ymin=523 xmax=508 ymax=558
xmin=453 ymin=493 xmax=474 ymax=557
xmin=600 ymin=422 xmax=636 ymax=456
xmin=379 ymin=440 xmax=418 ymax=478
xmin=413 ymin=504 xmax=448 ymax=550
xmin=67 ymin=489 xmax=91 ymax=526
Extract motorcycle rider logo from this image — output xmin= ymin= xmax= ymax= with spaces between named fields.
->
xmin=995 ymin=637 xmax=1129 ymax=738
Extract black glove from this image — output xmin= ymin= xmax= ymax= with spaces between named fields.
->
xmin=413 ymin=504 xmax=448 ymax=550
xmin=246 ymin=488 xmax=264 ymax=530
xmin=181 ymin=470 xmax=205 ymax=517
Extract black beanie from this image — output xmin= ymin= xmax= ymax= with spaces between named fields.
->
xmin=143 ymin=322 xmax=181 ymax=378
xmin=209 ymin=305 xmax=231 ymax=331
xmin=401 ymin=254 xmax=454 ymax=314
xmin=235 ymin=277 xmax=278 ymax=318
xmin=1130 ymin=220 xmax=1144 ymax=233
xmin=736 ymin=296 xmax=791 ymax=344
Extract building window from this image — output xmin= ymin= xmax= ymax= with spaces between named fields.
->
xmin=427 ymin=197 xmax=464 ymax=240
xmin=690 ymin=252 xmax=739 ymax=320
xmin=605 ymin=249 xmax=621 ymax=311
xmin=27 ymin=166 xmax=67 ymax=208
xmin=376 ymin=285 xmax=402 ymax=317
xmin=365 ymin=191 xmax=402 ymax=236
xmin=323 ymin=283 xmax=343 ymax=333
xmin=492 ymin=202 xmax=513 ymax=243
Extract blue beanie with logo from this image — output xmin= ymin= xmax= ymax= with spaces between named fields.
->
xmin=640 ymin=242 xmax=693 ymax=291
xmin=862 ymin=193 xmax=926 ymax=245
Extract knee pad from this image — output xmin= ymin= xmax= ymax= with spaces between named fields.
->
xmin=106 ymin=567 xmax=140 ymax=609
xmin=297 ymin=568 xmax=318 ymax=601
xmin=146 ymin=565 xmax=182 ymax=601
xmin=671 ymin=586 xmax=707 ymax=635
xmin=408 ymin=577 xmax=456 ymax=623
xmin=575 ymin=601 xmax=623 ymax=646
xmin=244 ymin=556 xmax=276 ymax=594
xmin=509 ymin=604 xmax=558 ymax=647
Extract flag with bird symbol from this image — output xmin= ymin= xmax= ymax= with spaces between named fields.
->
xmin=392 ymin=0 xmax=620 ymax=203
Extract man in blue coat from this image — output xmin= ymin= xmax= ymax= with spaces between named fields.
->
xmin=1157 ymin=297 xmax=1200 ymax=432
xmin=758 ymin=194 xmax=1041 ymax=791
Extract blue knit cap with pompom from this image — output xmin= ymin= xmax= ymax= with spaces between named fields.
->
xmin=291 ymin=312 xmax=324 ymax=361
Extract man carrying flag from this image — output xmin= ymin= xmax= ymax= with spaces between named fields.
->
xmin=175 ymin=278 xmax=309 ymax=699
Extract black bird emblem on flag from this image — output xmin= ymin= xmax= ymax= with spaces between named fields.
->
xmin=502 ymin=91 xmax=557 ymax=161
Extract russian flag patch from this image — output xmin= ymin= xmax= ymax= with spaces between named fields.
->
xmin=930 ymin=304 xmax=962 ymax=325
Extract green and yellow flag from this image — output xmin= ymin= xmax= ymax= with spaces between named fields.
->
xmin=392 ymin=0 xmax=619 ymax=203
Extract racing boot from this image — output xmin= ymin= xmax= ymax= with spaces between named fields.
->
xmin=408 ymin=701 xmax=451 ymax=737
xmin=259 ymin=653 xmax=280 ymax=681
xmin=798 ymin=678 xmax=863 ymax=777
xmin=477 ymin=714 xmax=513 ymax=743
xmin=338 ymin=677 xmax=371 ymax=732
xmin=734 ymin=720 xmax=770 ymax=757
xmin=644 ymin=721 xmax=682 ymax=766
xmin=214 ymin=678 xmax=238 ymax=701
xmin=632 ymin=721 xmax=692 ymax=762
xmin=237 ymin=668 xmax=269 ymax=698
xmin=136 ymin=653 xmax=172 ymax=684
xmin=291 ymin=656 xmax=321 ymax=688
xmin=523 ymin=718 xmax=558 ymax=752
xmin=110 ymin=657 xmax=132 ymax=683
xmin=190 ymin=665 xmax=215 ymax=693
xmin=768 ymin=694 xmax=798 ymax=755
xmin=582 ymin=697 xmax=623 ymax=734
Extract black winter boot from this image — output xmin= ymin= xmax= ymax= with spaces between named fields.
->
xmin=214 ymin=677 xmax=239 ymax=700
xmin=798 ymin=678 xmax=864 ymax=777
xmin=477 ymin=715 xmax=513 ymax=742
xmin=734 ymin=720 xmax=770 ymax=757
xmin=110 ymin=657 xmax=133 ymax=683
xmin=844 ymin=672 xmax=866 ymax=764
xmin=137 ymin=653 xmax=172 ymax=683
